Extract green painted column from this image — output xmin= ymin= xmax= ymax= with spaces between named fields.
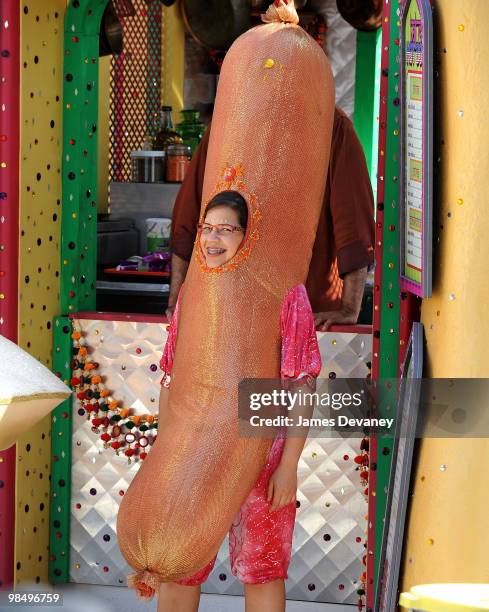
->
xmin=50 ymin=0 xmax=109 ymax=583
xmin=60 ymin=0 xmax=108 ymax=316
xmin=49 ymin=317 xmax=75 ymax=583
xmin=372 ymin=0 xmax=402 ymax=596
xmin=354 ymin=29 xmax=382 ymax=201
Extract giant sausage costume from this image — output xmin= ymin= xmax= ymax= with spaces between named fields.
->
xmin=117 ymin=0 xmax=335 ymax=598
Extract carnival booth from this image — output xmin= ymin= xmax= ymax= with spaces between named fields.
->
xmin=2 ymin=0 xmax=487 ymax=610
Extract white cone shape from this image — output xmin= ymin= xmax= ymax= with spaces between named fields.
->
xmin=0 ymin=334 xmax=71 ymax=450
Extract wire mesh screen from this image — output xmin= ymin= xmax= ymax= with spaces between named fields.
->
xmin=109 ymin=0 xmax=162 ymax=182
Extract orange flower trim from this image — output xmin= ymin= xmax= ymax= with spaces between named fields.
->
xmin=222 ymin=162 xmax=244 ymax=184
xmin=195 ymin=163 xmax=261 ymax=274
xmin=70 ymin=319 xmax=158 ymax=464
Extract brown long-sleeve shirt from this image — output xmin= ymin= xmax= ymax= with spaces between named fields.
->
xmin=170 ymin=107 xmax=375 ymax=312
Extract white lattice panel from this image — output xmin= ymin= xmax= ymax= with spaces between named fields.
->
xmin=69 ymin=319 xmax=370 ymax=604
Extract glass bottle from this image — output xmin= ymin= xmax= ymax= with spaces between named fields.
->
xmin=176 ymin=109 xmax=205 ymax=154
xmin=153 ymin=106 xmax=182 ymax=151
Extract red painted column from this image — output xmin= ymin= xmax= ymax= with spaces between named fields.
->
xmin=366 ymin=3 xmax=391 ymax=608
xmin=0 ymin=0 xmax=20 ymax=591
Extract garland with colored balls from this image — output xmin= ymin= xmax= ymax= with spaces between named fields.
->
xmin=355 ymin=437 xmax=370 ymax=609
xmin=70 ymin=319 xmax=159 ymax=464
xmin=355 ymin=364 xmax=371 ymax=609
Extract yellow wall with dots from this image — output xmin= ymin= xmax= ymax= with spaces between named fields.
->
xmin=16 ymin=0 xmax=67 ymax=586
xmin=401 ymin=0 xmax=489 ymax=590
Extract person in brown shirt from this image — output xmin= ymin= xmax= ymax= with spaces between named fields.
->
xmin=167 ymin=107 xmax=375 ymax=329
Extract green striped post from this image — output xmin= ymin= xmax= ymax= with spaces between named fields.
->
xmin=49 ymin=0 xmax=109 ymax=583
xmin=353 ymin=28 xmax=382 ymax=201
xmin=372 ymin=0 xmax=402 ymax=596
xmin=49 ymin=316 xmax=75 ymax=583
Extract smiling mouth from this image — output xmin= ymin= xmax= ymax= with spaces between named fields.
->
xmin=206 ymin=248 xmax=226 ymax=256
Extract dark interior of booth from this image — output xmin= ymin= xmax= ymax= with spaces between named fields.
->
xmin=94 ymin=1 xmax=374 ymax=324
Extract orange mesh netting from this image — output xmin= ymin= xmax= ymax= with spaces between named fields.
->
xmin=117 ymin=1 xmax=335 ymax=597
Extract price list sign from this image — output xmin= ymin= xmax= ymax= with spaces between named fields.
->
xmin=400 ymin=0 xmax=433 ymax=297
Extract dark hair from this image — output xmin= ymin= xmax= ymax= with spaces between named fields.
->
xmin=204 ymin=190 xmax=248 ymax=230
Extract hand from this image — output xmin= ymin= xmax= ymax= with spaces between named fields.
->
xmin=314 ymin=307 xmax=357 ymax=331
xmin=267 ymin=461 xmax=297 ymax=512
xmin=165 ymin=305 xmax=176 ymax=322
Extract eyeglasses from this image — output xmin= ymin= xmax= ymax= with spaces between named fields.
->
xmin=198 ymin=222 xmax=245 ymax=236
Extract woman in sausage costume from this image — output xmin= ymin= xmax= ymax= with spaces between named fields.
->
xmin=116 ymin=1 xmax=335 ymax=610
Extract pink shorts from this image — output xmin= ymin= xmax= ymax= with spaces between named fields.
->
xmin=176 ymin=435 xmax=296 ymax=585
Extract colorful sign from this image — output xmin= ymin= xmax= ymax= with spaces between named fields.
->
xmin=400 ymin=0 xmax=433 ymax=297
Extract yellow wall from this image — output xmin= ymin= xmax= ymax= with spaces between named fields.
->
xmin=17 ymin=0 xmax=67 ymax=585
xmin=401 ymin=0 xmax=489 ymax=591
xmin=162 ymin=3 xmax=185 ymax=112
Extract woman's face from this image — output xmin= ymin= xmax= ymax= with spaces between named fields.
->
xmin=200 ymin=205 xmax=245 ymax=268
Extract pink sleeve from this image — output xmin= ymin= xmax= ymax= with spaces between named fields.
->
xmin=280 ymin=284 xmax=322 ymax=382
xmin=159 ymin=291 xmax=182 ymax=387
